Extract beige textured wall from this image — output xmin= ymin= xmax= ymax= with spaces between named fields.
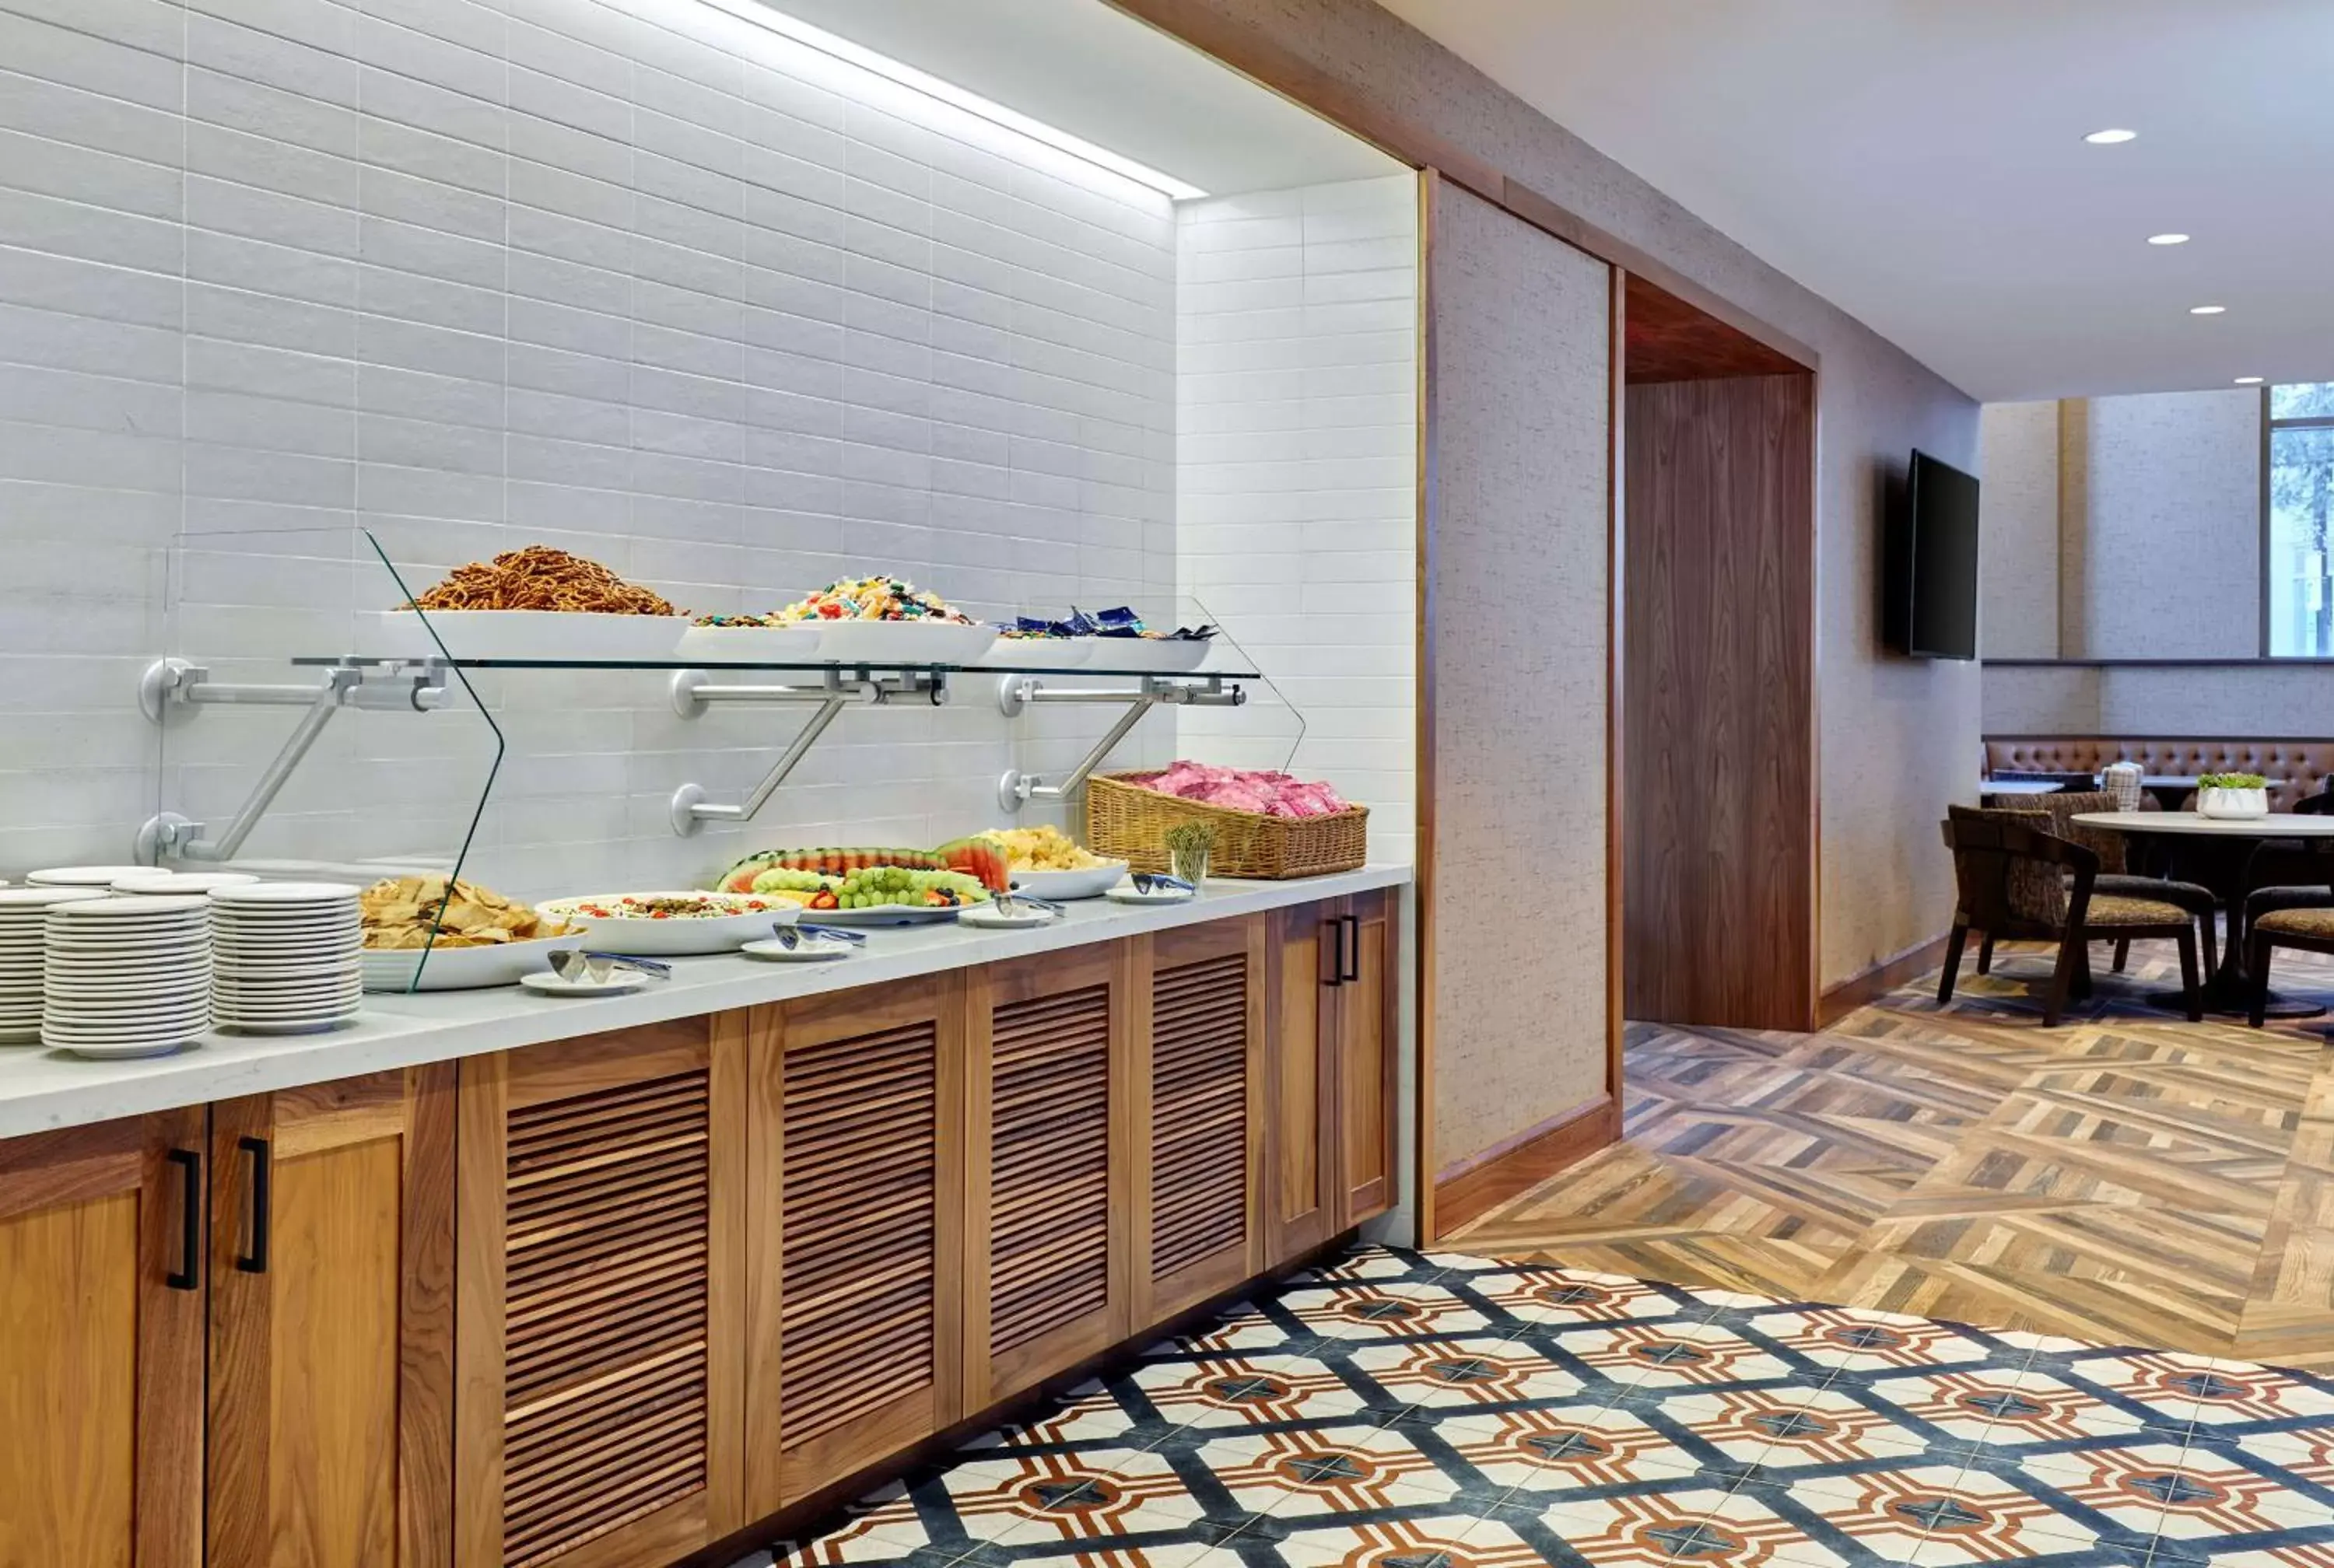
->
xmin=1985 ymin=664 xmax=2334 ymax=737
xmin=1123 ymin=0 xmax=1982 ymax=995
xmin=1978 ymin=402 xmax=2062 ymax=659
xmin=2065 ymin=390 xmax=2262 ymax=657
xmin=1428 ymin=184 xmax=1611 ymax=1167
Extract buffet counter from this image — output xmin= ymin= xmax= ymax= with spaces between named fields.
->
xmin=0 ymin=865 xmax=1408 ymax=1139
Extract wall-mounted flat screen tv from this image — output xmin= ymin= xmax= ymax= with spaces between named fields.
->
xmin=1885 ymin=450 xmax=1980 ymax=660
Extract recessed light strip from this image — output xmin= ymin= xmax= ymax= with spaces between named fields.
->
xmin=2190 ymin=305 xmax=2227 ymax=316
xmin=2084 ymin=128 xmax=2139 ymax=145
xmin=2147 ymin=233 xmax=2190 ymax=246
xmin=691 ymin=0 xmax=1211 ymax=201
xmin=2237 ymin=376 xmax=2265 ymax=386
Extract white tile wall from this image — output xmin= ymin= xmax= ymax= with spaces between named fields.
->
xmin=1175 ymin=173 xmax=1418 ymax=864
xmin=0 ymin=0 xmax=1199 ymax=893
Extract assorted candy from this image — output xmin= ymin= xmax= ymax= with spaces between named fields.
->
xmin=770 ymin=577 xmax=975 ymax=625
xmin=1137 ymin=761 xmax=1352 ymax=819
xmin=998 ymin=606 xmax=1216 ymax=642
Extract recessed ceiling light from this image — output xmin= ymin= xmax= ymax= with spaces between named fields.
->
xmin=2147 ymin=233 xmax=2191 ymax=246
xmin=2084 ymin=128 xmax=2140 ymax=145
xmin=2189 ymin=305 xmax=2227 ymax=316
xmin=2236 ymin=376 xmax=2266 ymax=385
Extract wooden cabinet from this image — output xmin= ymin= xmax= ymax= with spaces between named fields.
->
xmin=455 ymin=1018 xmax=748 ymax=1568
xmin=964 ymin=944 xmax=1134 ymax=1406
xmin=0 ymin=1109 xmax=205 ymax=1568
xmin=207 ymin=1066 xmax=457 ymax=1568
xmin=1264 ymin=891 xmax=1402 ymax=1263
xmin=747 ymin=975 xmax=965 ymax=1513
xmin=1134 ymin=917 xmax=1267 ymax=1322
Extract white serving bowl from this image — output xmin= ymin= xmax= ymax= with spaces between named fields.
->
xmin=355 ymin=610 xmax=690 ymax=663
xmin=534 ymin=892 xmax=797 ymax=956
xmin=812 ymin=620 xmax=997 ymax=667
xmin=1085 ymin=637 xmax=1213 ymax=674
xmin=360 ymin=929 xmax=585 ymax=992
xmin=1004 ymin=861 xmax=1129 ymax=901
xmin=674 ymin=622 xmax=822 ymax=665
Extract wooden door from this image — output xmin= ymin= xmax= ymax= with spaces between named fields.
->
xmin=1265 ymin=901 xmax=1341 ymax=1265
xmin=209 ymin=1066 xmax=457 ymax=1568
xmin=455 ymin=1017 xmax=748 ymax=1568
xmin=965 ymin=943 xmax=1133 ymax=1407
xmin=1339 ymin=889 xmax=1400 ymax=1226
xmin=1134 ymin=916 xmax=1266 ymax=1322
xmin=0 ymin=1109 xmax=205 ymax=1568
xmin=748 ymin=974 xmax=966 ymax=1512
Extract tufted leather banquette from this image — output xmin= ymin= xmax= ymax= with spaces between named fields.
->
xmin=1984 ymin=737 xmax=2334 ymax=811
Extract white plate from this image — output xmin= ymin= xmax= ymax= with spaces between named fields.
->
xmin=52 ymin=1038 xmax=199 ymax=1059
xmin=216 ymin=1015 xmax=358 ymax=1036
xmin=534 ymin=893 xmax=798 ymax=956
xmin=519 ymin=970 xmax=649 ymax=998
xmin=44 ymin=1017 xmax=211 ymax=1040
xmin=360 ymin=932 xmax=578 ymax=992
xmin=675 ymin=622 xmax=823 ymax=664
xmin=811 ymin=620 xmax=998 ymax=667
xmin=1085 ymin=637 xmax=1214 ymax=674
xmin=44 ymin=977 xmax=210 ymax=997
xmin=741 ymin=936 xmax=856 ymax=962
xmin=112 ymin=872 xmax=261 ymax=894
xmin=51 ymin=894 xmax=211 ymax=919
xmin=26 ymin=866 xmax=156 ymax=887
xmin=977 ymin=636 xmax=1095 ymax=668
xmin=214 ymin=1002 xmax=363 ymax=1023
xmin=811 ymin=901 xmax=965 ymax=926
xmin=213 ymin=976 xmax=363 ymax=998
xmin=208 ymin=881 xmax=363 ymax=905
xmin=354 ymin=610 xmax=690 ymax=663
xmin=0 ymin=886 xmax=111 ymax=907
xmin=1004 ymin=862 xmax=1128 ymax=901
xmin=956 ymin=903 xmax=1059 ymax=930
xmin=1106 ymin=884 xmax=1197 ymax=905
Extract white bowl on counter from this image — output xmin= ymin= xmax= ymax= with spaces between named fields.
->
xmin=1085 ymin=638 xmax=1214 ymax=674
xmin=533 ymin=892 xmax=799 ymax=957
xmin=1004 ymin=862 xmax=1128 ymax=901
xmin=361 ymin=929 xmax=584 ymax=992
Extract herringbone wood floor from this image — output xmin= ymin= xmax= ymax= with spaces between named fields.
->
xmin=1449 ymin=938 xmax=2334 ymax=1367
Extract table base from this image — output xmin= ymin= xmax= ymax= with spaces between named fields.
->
xmin=2142 ymin=984 xmax=2326 ymax=1021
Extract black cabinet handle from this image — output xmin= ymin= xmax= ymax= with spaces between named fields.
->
xmin=1319 ymin=919 xmax=1343 ymax=987
xmin=236 ymin=1136 xmax=271 ymax=1275
xmin=166 ymin=1148 xmax=201 ymax=1291
xmin=1339 ymin=915 xmax=1362 ymax=983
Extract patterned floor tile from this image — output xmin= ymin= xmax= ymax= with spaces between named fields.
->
xmin=1342 ymin=1335 xmax=1594 ymax=1410
xmin=1123 ymin=1351 xmax=1374 ymax=1431
xmin=1524 ymin=1483 xmax=1856 ymax=1567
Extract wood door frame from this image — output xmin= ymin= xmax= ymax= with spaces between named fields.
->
xmin=962 ymin=942 xmax=1134 ymax=1408
xmin=206 ymin=1065 xmax=457 ymax=1568
xmin=0 ymin=1108 xmax=207 ymax=1568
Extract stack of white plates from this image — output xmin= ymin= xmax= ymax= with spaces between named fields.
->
xmin=43 ymin=895 xmax=214 ymax=1059
xmin=113 ymin=871 xmax=261 ymax=895
xmin=0 ymin=887 xmax=107 ymax=1042
xmin=209 ymin=883 xmax=363 ymax=1035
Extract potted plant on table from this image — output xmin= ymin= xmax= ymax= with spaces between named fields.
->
xmin=2197 ymin=772 xmax=2271 ymax=820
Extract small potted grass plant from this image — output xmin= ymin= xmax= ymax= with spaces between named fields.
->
xmin=2197 ymin=772 xmax=2270 ymax=820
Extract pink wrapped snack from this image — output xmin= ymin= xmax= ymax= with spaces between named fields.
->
xmin=1136 ymin=761 xmax=1351 ymax=819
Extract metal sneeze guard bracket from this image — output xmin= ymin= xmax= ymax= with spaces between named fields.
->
xmin=665 ymin=666 xmax=948 ymax=835
xmin=993 ymin=673 xmax=1246 ymax=814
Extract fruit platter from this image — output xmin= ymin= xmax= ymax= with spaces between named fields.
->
xmin=758 ymin=576 xmax=997 ymax=665
xmin=713 ymin=839 xmax=1008 ymax=926
xmin=978 ymin=824 xmax=1127 ymax=901
xmin=534 ymin=891 xmax=798 ymax=956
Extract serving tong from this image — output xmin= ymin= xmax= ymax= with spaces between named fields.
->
xmin=765 ymin=922 xmax=867 ymax=951
xmin=1130 ymin=873 xmax=1195 ymax=895
xmin=993 ymin=891 xmax=1067 ymax=917
xmin=548 ymin=950 xmax=674 ymax=985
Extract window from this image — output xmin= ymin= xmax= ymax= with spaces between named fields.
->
xmin=2268 ymin=383 xmax=2334 ymax=656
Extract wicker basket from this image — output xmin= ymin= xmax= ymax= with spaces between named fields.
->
xmin=1083 ymin=772 xmax=1368 ymax=880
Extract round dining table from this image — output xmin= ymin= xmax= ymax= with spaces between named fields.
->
xmin=2072 ymin=810 xmax=2334 ymax=1017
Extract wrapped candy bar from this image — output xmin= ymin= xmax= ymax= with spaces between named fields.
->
xmin=1137 ymin=761 xmax=1351 ymax=820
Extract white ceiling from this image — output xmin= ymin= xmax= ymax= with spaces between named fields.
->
xmin=1372 ymin=0 xmax=2334 ymax=403
xmin=749 ymin=0 xmax=1402 ymax=198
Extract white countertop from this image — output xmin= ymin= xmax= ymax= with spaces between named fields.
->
xmin=0 ymin=866 xmax=1411 ymax=1139
xmin=2071 ymin=811 xmax=2334 ymax=836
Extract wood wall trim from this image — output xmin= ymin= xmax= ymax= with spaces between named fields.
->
xmin=1432 ymin=1095 xmax=1621 ymax=1240
xmin=1605 ymin=261 xmax=1626 ymax=1107
xmin=1815 ymin=933 xmax=1950 ymax=1027
xmin=1624 ymin=275 xmax=1810 ymax=383
xmin=1412 ymin=169 xmax=1439 ymax=1244
xmin=1096 ymin=0 xmax=1819 ymax=376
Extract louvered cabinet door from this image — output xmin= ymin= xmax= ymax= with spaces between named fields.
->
xmin=1265 ymin=901 xmax=1342 ymax=1265
xmin=749 ymin=975 xmax=965 ymax=1513
xmin=455 ymin=1017 xmax=748 ymax=1568
xmin=1134 ymin=918 xmax=1266 ymax=1323
xmin=965 ymin=944 xmax=1132 ymax=1407
xmin=1339 ymin=890 xmax=1400 ymax=1227
xmin=208 ymin=1066 xmax=457 ymax=1568
xmin=0 ymin=1110 xmax=205 ymax=1568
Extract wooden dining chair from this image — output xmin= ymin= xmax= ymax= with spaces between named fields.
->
xmin=1940 ymin=807 xmax=2203 ymax=1026
xmin=1972 ymin=794 xmax=2215 ymax=980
